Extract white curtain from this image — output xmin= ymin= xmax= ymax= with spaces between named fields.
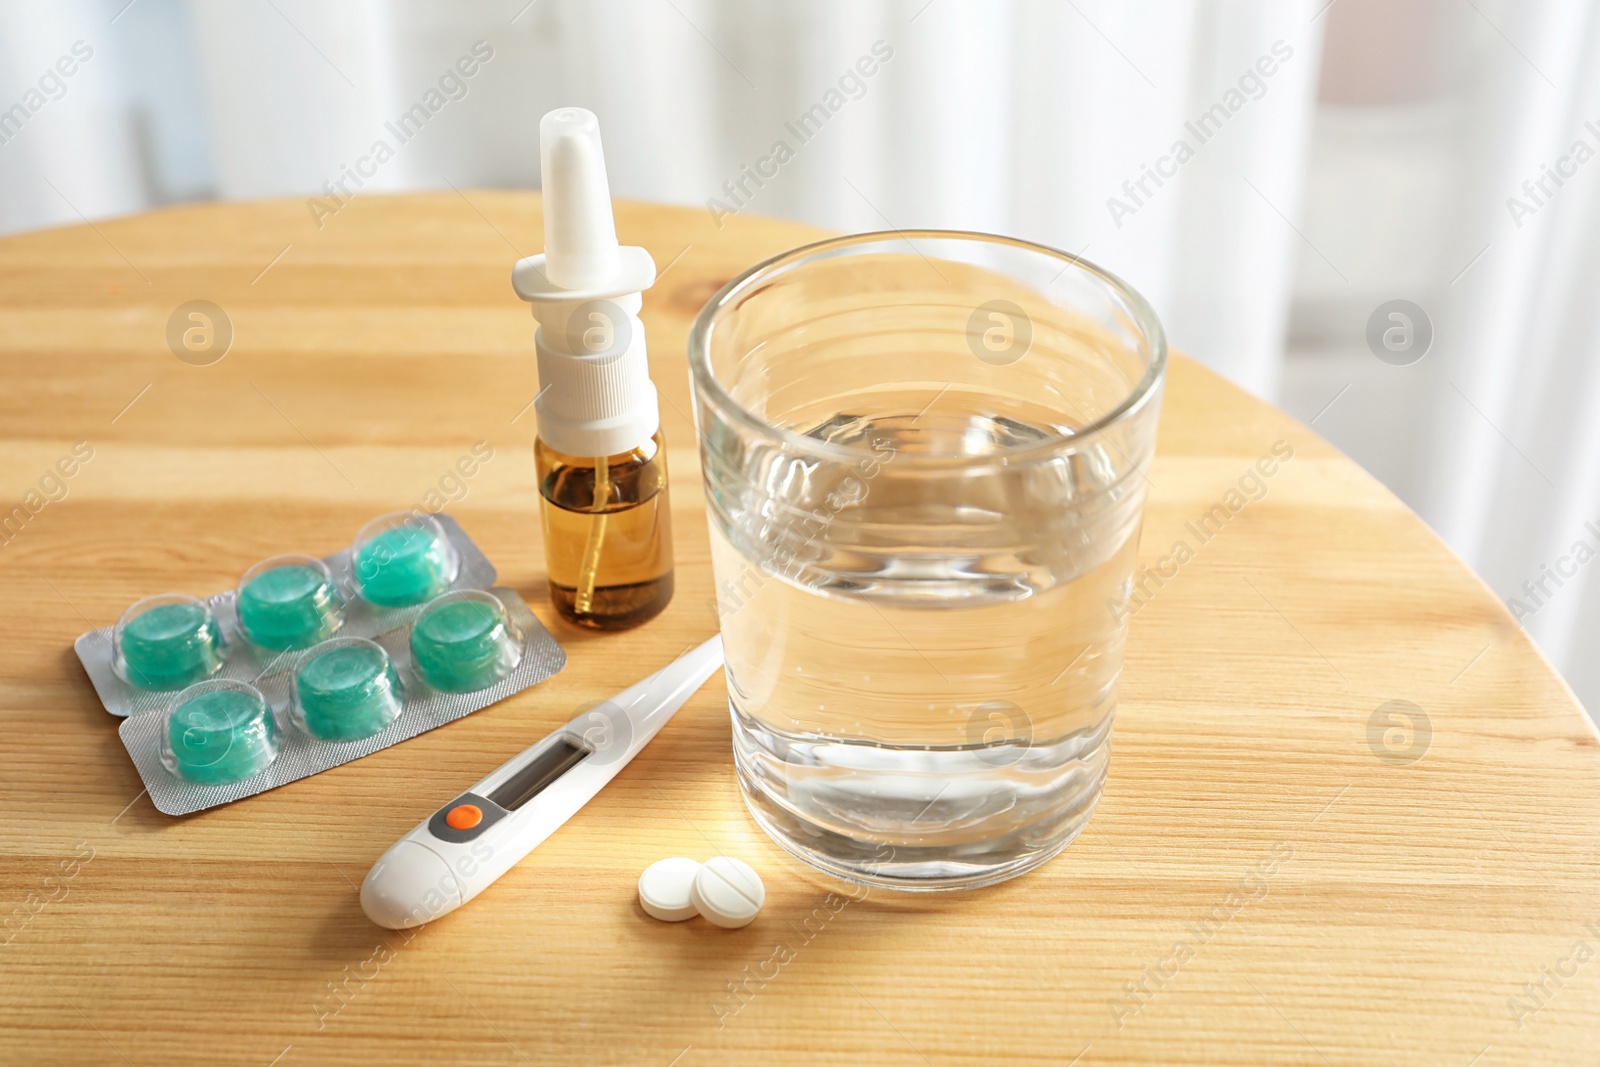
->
xmin=2 ymin=0 xmax=1596 ymax=714
xmin=1412 ymin=0 xmax=1600 ymax=705
xmin=0 ymin=2 xmax=145 ymax=230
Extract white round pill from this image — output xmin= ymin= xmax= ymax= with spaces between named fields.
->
xmin=638 ymin=857 xmax=702 ymax=922
xmin=690 ymin=856 xmax=764 ymax=929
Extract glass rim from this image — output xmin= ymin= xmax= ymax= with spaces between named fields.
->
xmin=686 ymin=228 xmax=1169 ymax=468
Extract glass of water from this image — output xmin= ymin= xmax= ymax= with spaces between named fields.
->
xmin=688 ymin=231 xmax=1166 ymax=890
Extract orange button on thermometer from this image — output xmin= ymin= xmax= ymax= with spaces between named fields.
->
xmin=361 ymin=636 xmax=726 ymax=930
xmin=445 ymin=804 xmax=482 ymax=830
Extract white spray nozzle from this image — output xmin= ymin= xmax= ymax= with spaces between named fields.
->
xmin=513 ymin=107 xmax=656 ymax=307
xmin=511 ymin=107 xmax=659 ymax=459
xmin=539 ymin=108 xmax=621 ymax=290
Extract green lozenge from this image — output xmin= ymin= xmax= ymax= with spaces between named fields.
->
xmin=294 ymin=641 xmax=404 ymax=741
xmin=410 ymin=596 xmax=520 ymax=692
xmin=237 ymin=562 xmax=344 ymax=651
xmin=354 ymin=524 xmax=456 ymax=607
xmin=119 ymin=601 xmax=226 ymax=691
xmin=164 ymin=685 xmax=280 ymax=785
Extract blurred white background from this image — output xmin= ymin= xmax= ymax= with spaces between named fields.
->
xmin=2 ymin=0 xmax=1597 ymax=715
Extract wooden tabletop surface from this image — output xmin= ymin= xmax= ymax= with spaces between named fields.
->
xmin=1 ymin=194 xmax=1597 ymax=1066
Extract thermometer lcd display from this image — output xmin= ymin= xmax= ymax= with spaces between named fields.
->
xmin=488 ymin=736 xmax=590 ymax=811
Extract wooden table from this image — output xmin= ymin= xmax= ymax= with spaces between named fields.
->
xmin=2 ymin=195 xmax=1597 ymax=1066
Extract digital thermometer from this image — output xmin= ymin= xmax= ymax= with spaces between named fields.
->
xmin=361 ymin=636 xmax=723 ymax=929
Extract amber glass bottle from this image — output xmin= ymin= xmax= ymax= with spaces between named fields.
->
xmin=536 ymin=429 xmax=673 ymax=630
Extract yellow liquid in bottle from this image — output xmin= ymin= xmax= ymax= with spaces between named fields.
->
xmin=536 ymin=430 xmax=674 ymax=630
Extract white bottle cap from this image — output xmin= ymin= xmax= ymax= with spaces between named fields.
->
xmin=512 ymin=107 xmax=659 ymax=459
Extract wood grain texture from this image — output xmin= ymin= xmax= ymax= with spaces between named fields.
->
xmin=0 ymin=194 xmax=1597 ymax=1066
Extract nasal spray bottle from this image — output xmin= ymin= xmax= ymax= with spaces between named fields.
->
xmin=513 ymin=108 xmax=673 ymax=629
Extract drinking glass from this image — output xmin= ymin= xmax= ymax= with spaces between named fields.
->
xmin=688 ymin=231 xmax=1166 ymax=890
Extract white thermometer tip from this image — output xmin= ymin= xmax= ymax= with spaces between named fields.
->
xmin=361 ymin=840 xmax=462 ymax=930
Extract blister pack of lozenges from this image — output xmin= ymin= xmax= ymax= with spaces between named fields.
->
xmin=118 ymin=587 xmax=567 ymax=815
xmin=75 ymin=512 xmax=498 ymax=718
